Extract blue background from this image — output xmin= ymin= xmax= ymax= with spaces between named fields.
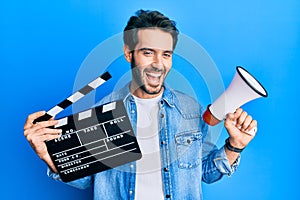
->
xmin=1 ymin=0 xmax=299 ymax=199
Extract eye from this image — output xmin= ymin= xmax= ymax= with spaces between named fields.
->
xmin=143 ymin=50 xmax=154 ymax=57
xmin=163 ymin=53 xmax=172 ymax=58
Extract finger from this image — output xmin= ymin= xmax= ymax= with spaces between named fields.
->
xmin=24 ymin=120 xmax=60 ymax=137
xmin=237 ymin=111 xmax=248 ymax=127
xmin=226 ymin=113 xmax=236 ymax=121
xmin=40 ymin=134 xmax=61 ymax=142
xmin=36 ymin=128 xmax=62 ymax=135
xmin=224 ymin=113 xmax=239 ymax=131
xmin=25 ymin=127 xmax=61 ymax=138
xmin=246 ymin=120 xmax=257 ymax=132
xmin=241 ymin=115 xmax=252 ymax=131
xmin=32 ymin=120 xmax=59 ymax=130
xmin=242 ymin=119 xmax=257 ymax=136
xmin=225 ymin=113 xmax=235 ymax=126
xmin=27 ymin=111 xmax=46 ymax=121
xmin=25 ymin=127 xmax=62 ymax=140
xmin=234 ymin=108 xmax=243 ymax=117
xmin=24 ymin=111 xmax=46 ymax=129
xmin=244 ymin=127 xmax=257 ymax=136
xmin=26 ymin=131 xmax=61 ymax=148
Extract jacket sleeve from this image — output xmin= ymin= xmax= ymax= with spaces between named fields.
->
xmin=201 ymin=127 xmax=240 ymax=184
xmin=202 ymin=146 xmax=240 ymax=184
xmin=47 ymin=168 xmax=93 ymax=190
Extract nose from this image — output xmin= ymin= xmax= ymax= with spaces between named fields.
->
xmin=153 ymin=53 xmax=164 ymax=68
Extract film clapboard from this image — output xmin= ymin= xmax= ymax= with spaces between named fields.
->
xmin=33 ymin=72 xmax=141 ymax=182
xmin=47 ymin=100 xmax=142 ymax=182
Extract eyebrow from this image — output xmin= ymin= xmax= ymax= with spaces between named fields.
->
xmin=138 ymin=47 xmax=173 ymax=54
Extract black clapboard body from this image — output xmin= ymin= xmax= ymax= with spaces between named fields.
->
xmin=46 ymin=100 xmax=142 ymax=182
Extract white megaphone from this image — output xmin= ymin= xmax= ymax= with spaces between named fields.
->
xmin=203 ymin=66 xmax=268 ymax=135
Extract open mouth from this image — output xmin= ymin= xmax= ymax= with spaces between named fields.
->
xmin=145 ymin=72 xmax=163 ymax=85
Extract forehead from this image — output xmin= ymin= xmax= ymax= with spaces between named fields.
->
xmin=135 ymin=28 xmax=173 ymax=51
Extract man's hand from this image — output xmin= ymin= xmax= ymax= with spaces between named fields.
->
xmin=224 ymin=108 xmax=257 ymax=149
xmin=23 ymin=111 xmax=62 ymax=173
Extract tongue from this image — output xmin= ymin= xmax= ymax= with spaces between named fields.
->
xmin=147 ymin=74 xmax=160 ymax=85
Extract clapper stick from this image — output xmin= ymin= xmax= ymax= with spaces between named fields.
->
xmin=33 ymin=71 xmax=112 ymax=124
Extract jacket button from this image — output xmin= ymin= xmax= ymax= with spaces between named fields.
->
xmin=163 ymin=167 xmax=169 ymax=172
xmin=160 ymin=113 xmax=164 ymax=118
xmin=166 ymin=194 xmax=171 ymax=198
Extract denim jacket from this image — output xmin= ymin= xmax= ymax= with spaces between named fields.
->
xmin=48 ymin=83 xmax=239 ymax=200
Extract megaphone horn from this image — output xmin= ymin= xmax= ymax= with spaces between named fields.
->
xmin=203 ymin=66 xmax=268 ymax=134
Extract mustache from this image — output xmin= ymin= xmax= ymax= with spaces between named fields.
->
xmin=131 ymin=62 xmax=166 ymax=75
xmin=144 ymin=66 xmax=165 ymax=73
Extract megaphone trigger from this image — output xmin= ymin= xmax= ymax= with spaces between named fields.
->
xmin=244 ymin=127 xmax=257 ymax=136
xmin=232 ymin=120 xmax=257 ymax=136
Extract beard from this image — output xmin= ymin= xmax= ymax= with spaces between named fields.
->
xmin=131 ymin=55 xmax=166 ymax=95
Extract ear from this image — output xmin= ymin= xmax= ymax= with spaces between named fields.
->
xmin=123 ymin=45 xmax=132 ymax=63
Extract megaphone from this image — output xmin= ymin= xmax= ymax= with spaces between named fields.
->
xmin=203 ymin=66 xmax=268 ymax=135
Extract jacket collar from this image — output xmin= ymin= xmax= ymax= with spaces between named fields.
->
xmin=161 ymin=84 xmax=175 ymax=108
xmin=118 ymin=82 xmax=175 ymax=107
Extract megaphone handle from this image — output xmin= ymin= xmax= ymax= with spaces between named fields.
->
xmin=232 ymin=121 xmax=257 ymax=136
xmin=244 ymin=127 xmax=257 ymax=136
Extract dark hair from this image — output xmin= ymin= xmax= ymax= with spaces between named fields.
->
xmin=123 ymin=9 xmax=179 ymax=50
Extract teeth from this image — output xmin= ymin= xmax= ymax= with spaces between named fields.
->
xmin=146 ymin=72 xmax=161 ymax=77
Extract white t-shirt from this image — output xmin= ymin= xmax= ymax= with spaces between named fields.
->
xmin=133 ymin=94 xmax=164 ymax=200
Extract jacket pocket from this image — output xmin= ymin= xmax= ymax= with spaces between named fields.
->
xmin=175 ymin=130 xmax=202 ymax=169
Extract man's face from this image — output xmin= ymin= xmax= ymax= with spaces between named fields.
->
xmin=124 ymin=28 xmax=173 ymax=98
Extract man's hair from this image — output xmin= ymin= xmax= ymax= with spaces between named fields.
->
xmin=123 ymin=9 xmax=179 ymax=50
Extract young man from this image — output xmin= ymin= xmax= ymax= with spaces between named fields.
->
xmin=24 ymin=10 xmax=257 ymax=200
